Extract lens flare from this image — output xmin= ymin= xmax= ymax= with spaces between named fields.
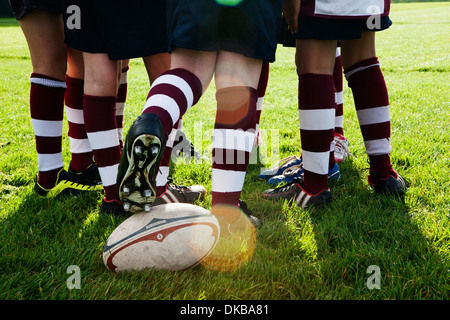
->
xmin=202 ymin=204 xmax=256 ymax=272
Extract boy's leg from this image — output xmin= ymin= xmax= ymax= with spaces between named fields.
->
xmin=20 ymin=11 xmax=65 ymax=190
xmin=117 ymin=49 xmax=212 ymax=212
xmin=142 ymin=52 xmax=206 ymax=204
xmin=296 ymin=39 xmax=337 ymax=199
xmin=333 ymin=47 xmax=350 ymax=163
xmin=83 ymin=53 xmax=122 ymax=205
xmin=66 ymin=48 xmax=95 ymax=174
xmin=255 ymin=62 xmax=270 ymax=147
xmin=116 ymin=61 xmax=129 ymax=149
xmin=201 ymin=51 xmax=262 ymax=272
xmin=333 ymin=48 xmax=344 ymax=136
xmin=143 ymin=53 xmax=171 ymax=84
xmin=20 ymin=11 xmax=98 ymax=197
xmin=212 ymin=50 xmax=262 ymax=207
xmin=341 ymin=31 xmax=406 ymax=195
xmin=263 ymin=40 xmax=336 ymax=208
xmin=18 ymin=11 xmax=66 ymax=80
xmin=210 ymin=51 xmax=262 ymax=226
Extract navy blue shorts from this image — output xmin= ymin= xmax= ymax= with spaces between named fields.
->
xmin=9 ymin=0 xmax=64 ymax=20
xmin=279 ymin=15 xmax=392 ymax=46
xmin=64 ymin=0 xmax=168 ymax=60
xmin=167 ymin=0 xmax=283 ymax=62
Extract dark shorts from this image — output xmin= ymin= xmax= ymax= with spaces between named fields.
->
xmin=8 ymin=0 xmax=64 ymax=20
xmin=279 ymin=15 xmax=392 ymax=46
xmin=167 ymin=0 xmax=283 ymax=63
xmin=63 ymin=0 xmax=168 ymax=60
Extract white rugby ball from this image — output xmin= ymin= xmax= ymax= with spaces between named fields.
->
xmin=103 ymin=203 xmax=220 ymax=272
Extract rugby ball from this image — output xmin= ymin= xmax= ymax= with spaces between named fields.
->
xmin=103 ymin=203 xmax=220 ymax=272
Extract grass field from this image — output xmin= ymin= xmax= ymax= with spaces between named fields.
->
xmin=0 ymin=2 xmax=449 ymax=302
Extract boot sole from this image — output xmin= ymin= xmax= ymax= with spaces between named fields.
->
xmin=118 ymin=134 xmax=163 ymax=213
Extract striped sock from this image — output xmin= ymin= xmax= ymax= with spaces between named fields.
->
xmin=141 ymin=68 xmax=202 ymax=196
xmin=65 ymin=75 xmax=93 ymax=172
xmin=334 ymin=48 xmax=344 ymax=135
xmin=83 ymin=94 xmax=121 ymax=201
xmin=155 ymin=120 xmax=181 ymax=197
xmin=116 ymin=66 xmax=129 ymax=149
xmin=30 ymin=73 xmax=66 ymax=189
xmin=298 ymin=74 xmax=335 ymax=195
xmin=142 ymin=68 xmax=202 ymax=137
xmin=211 ymin=86 xmax=257 ymax=213
xmin=255 ymin=62 xmax=269 ymax=146
xmin=345 ymin=57 xmax=395 ymax=181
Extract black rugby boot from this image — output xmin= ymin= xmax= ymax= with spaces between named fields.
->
xmin=117 ymin=113 xmax=167 ymax=213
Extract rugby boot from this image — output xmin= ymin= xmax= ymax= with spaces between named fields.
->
xmin=100 ymin=198 xmax=126 ymax=215
xmin=117 ymin=113 xmax=167 ymax=213
xmin=34 ymin=168 xmax=100 ymax=198
xmin=153 ymin=178 xmax=207 ymax=206
xmin=68 ymin=162 xmax=102 ymax=186
xmin=238 ymin=200 xmax=262 ymax=229
xmin=258 ymin=155 xmax=302 ymax=180
xmin=369 ymin=172 xmax=407 ymax=198
xmin=333 ymin=132 xmax=350 ymax=163
xmin=267 ymin=162 xmax=340 ymax=186
xmin=263 ymin=177 xmax=332 ymax=208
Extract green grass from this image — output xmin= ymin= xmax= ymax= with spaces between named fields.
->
xmin=0 ymin=2 xmax=449 ymax=301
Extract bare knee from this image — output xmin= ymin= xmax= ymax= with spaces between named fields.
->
xmin=214 ymin=51 xmax=262 ymax=90
xmin=340 ymin=31 xmax=377 ymax=69
xmin=19 ymin=11 xmax=67 ymax=80
xmin=170 ymin=48 xmax=216 ymax=92
xmin=143 ymin=53 xmax=170 ymax=84
xmin=83 ymin=53 xmax=121 ymax=96
xmin=295 ymin=39 xmax=337 ymax=76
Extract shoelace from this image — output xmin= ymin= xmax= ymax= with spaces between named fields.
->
xmin=272 ymin=177 xmax=303 ymax=192
xmin=270 ymin=155 xmax=300 ymax=171
xmin=282 ymin=163 xmax=304 ymax=177
xmin=334 ymin=136 xmax=349 ymax=155
xmin=165 ymin=176 xmax=190 ymax=193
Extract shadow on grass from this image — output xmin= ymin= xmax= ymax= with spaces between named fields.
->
xmin=307 ymin=157 xmax=447 ymax=299
xmin=247 ymin=155 xmax=448 ymax=299
xmin=0 ymin=188 xmax=129 ymax=299
xmin=3 ymin=153 xmax=445 ymax=300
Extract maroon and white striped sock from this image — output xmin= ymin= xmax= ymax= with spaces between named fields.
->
xmin=30 ymin=73 xmax=66 ymax=189
xmin=211 ymin=86 xmax=257 ymax=210
xmin=255 ymin=62 xmax=269 ymax=146
xmin=155 ymin=119 xmax=181 ymax=197
xmin=65 ymin=75 xmax=93 ymax=172
xmin=141 ymin=68 xmax=202 ymax=196
xmin=345 ymin=57 xmax=395 ymax=182
xmin=83 ymin=94 xmax=121 ymax=201
xmin=298 ymin=74 xmax=335 ymax=195
xmin=142 ymin=68 xmax=202 ymax=137
xmin=334 ymin=48 xmax=344 ymax=136
xmin=116 ymin=66 xmax=129 ymax=149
